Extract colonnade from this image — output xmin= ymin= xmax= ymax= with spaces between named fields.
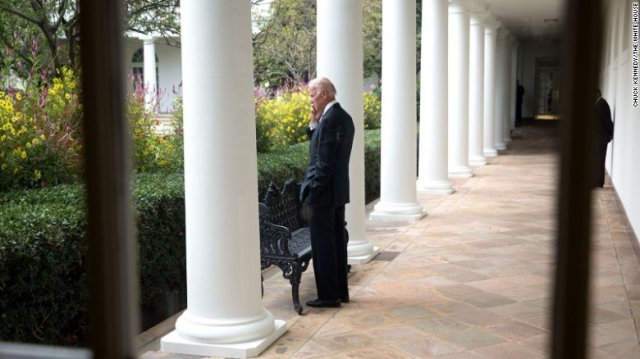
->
xmin=161 ymin=0 xmax=518 ymax=356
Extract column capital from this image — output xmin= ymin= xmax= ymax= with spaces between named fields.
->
xmin=140 ymin=35 xmax=156 ymax=45
xmin=448 ymin=0 xmax=473 ymax=14
xmin=470 ymin=10 xmax=491 ymax=25
xmin=449 ymin=0 xmax=488 ymax=14
xmin=484 ymin=15 xmax=501 ymax=31
xmin=467 ymin=0 xmax=489 ymax=14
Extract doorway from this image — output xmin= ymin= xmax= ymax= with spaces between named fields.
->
xmin=534 ymin=57 xmax=560 ymax=120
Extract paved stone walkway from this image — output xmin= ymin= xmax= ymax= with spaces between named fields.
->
xmin=143 ymin=122 xmax=640 ymax=358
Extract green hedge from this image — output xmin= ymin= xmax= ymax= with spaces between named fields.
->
xmin=0 ymin=129 xmax=380 ymax=345
xmin=259 ymin=129 xmax=381 ymax=202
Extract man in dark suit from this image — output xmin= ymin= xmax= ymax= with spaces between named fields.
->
xmin=516 ymin=80 xmax=525 ymax=126
xmin=594 ymin=89 xmax=614 ymax=188
xmin=300 ymin=77 xmax=354 ymax=308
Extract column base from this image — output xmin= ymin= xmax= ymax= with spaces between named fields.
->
xmin=348 ymin=236 xmax=379 ymax=264
xmin=416 ymin=179 xmax=455 ymax=194
xmin=369 ymin=202 xmax=426 ymax=221
xmin=161 ymin=320 xmax=287 ymax=358
xmin=483 ymin=148 xmax=498 ymax=157
xmin=495 ymin=143 xmax=507 ymax=150
xmin=448 ymin=166 xmax=473 ymax=178
xmin=348 ymin=246 xmax=381 ymax=265
xmin=469 ymin=155 xmax=487 ymax=166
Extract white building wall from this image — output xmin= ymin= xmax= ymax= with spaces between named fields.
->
xmin=123 ymin=38 xmax=182 ymax=113
xmin=156 ymin=44 xmax=183 ymax=112
xmin=602 ymin=0 xmax=640 ymax=240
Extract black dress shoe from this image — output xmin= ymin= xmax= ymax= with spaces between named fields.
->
xmin=306 ymin=298 xmax=341 ymax=308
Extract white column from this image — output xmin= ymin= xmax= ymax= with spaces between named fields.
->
xmin=468 ymin=8 xmax=488 ymax=166
xmin=143 ymin=37 xmax=157 ymax=111
xmin=507 ymin=39 xmax=518 ymax=136
xmin=417 ymin=0 xmax=453 ymax=193
xmin=483 ymin=19 xmax=499 ymax=157
xmin=503 ymin=36 xmax=514 ymax=144
xmin=370 ymin=0 xmax=425 ymax=221
xmin=317 ymin=0 xmax=379 ymax=263
xmin=448 ymin=1 xmax=473 ymax=177
xmin=161 ymin=1 xmax=286 ymax=357
xmin=493 ymin=29 xmax=507 ymax=151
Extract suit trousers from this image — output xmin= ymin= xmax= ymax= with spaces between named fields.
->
xmin=307 ymin=203 xmax=349 ymax=301
xmin=594 ymin=139 xmax=608 ymax=187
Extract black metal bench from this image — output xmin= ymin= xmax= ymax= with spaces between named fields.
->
xmin=259 ymin=179 xmax=311 ymax=315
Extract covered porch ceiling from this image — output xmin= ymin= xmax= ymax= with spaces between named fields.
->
xmin=484 ymin=0 xmax=565 ymax=41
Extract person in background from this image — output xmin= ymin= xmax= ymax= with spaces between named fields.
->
xmin=516 ymin=80 xmax=525 ymax=126
xmin=594 ymin=88 xmax=614 ymax=188
xmin=300 ymin=77 xmax=354 ymax=308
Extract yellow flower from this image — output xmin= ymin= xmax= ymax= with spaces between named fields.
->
xmin=34 ymin=169 xmax=42 ymax=180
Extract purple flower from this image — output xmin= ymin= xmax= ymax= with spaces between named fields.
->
xmin=31 ymin=37 xmax=40 ymax=57
xmin=38 ymin=87 xmax=48 ymax=108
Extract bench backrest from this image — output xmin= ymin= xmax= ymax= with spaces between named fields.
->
xmin=261 ymin=179 xmax=306 ymax=232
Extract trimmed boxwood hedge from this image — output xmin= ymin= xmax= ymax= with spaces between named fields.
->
xmin=0 ymin=129 xmax=380 ymax=345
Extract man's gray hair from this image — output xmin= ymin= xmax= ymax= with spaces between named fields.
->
xmin=310 ymin=77 xmax=337 ymax=97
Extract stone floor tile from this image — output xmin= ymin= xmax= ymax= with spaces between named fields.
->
xmin=593 ymin=338 xmax=640 ymax=358
xmin=257 ymin=335 xmax=308 ymax=358
xmin=448 ymin=308 xmax=509 ymax=327
xmin=487 ymin=320 xmax=548 ymax=341
xmin=515 ymin=313 xmax=551 ymax=331
xmin=311 ymin=332 xmax=378 ymax=352
xmin=589 ymin=307 xmax=630 ymax=325
xmin=597 ymin=319 xmax=639 ymax=338
xmin=588 ymin=325 xmax=635 ymax=348
xmin=434 ymin=327 xmax=507 ymax=351
xmin=517 ymin=334 xmax=549 ymax=355
xmin=429 ymin=299 xmax=479 ymax=315
xmin=460 ymin=291 xmax=517 ymax=309
xmin=363 ymin=325 xmax=429 ymax=343
xmin=314 ymin=345 xmax=413 ymax=359
xmin=471 ymin=342 xmax=547 ymax=359
xmin=390 ymin=336 xmax=463 ymax=357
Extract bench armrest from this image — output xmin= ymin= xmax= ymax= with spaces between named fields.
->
xmin=259 ymin=203 xmax=294 ymax=257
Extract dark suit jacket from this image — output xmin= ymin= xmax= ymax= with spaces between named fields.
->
xmin=595 ymin=97 xmax=614 ymax=144
xmin=300 ymin=103 xmax=355 ymax=206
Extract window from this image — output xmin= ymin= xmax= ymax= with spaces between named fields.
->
xmin=131 ymin=48 xmax=159 ymax=88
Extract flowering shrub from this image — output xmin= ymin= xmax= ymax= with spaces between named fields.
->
xmin=363 ymin=91 xmax=381 ymax=129
xmin=254 ymin=86 xmax=382 ymax=152
xmin=0 ymin=62 xmax=184 ymax=191
xmin=127 ymin=81 xmax=182 ymax=173
xmin=0 ymin=66 xmax=82 ymax=191
xmin=255 ymin=86 xmax=311 ymax=152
